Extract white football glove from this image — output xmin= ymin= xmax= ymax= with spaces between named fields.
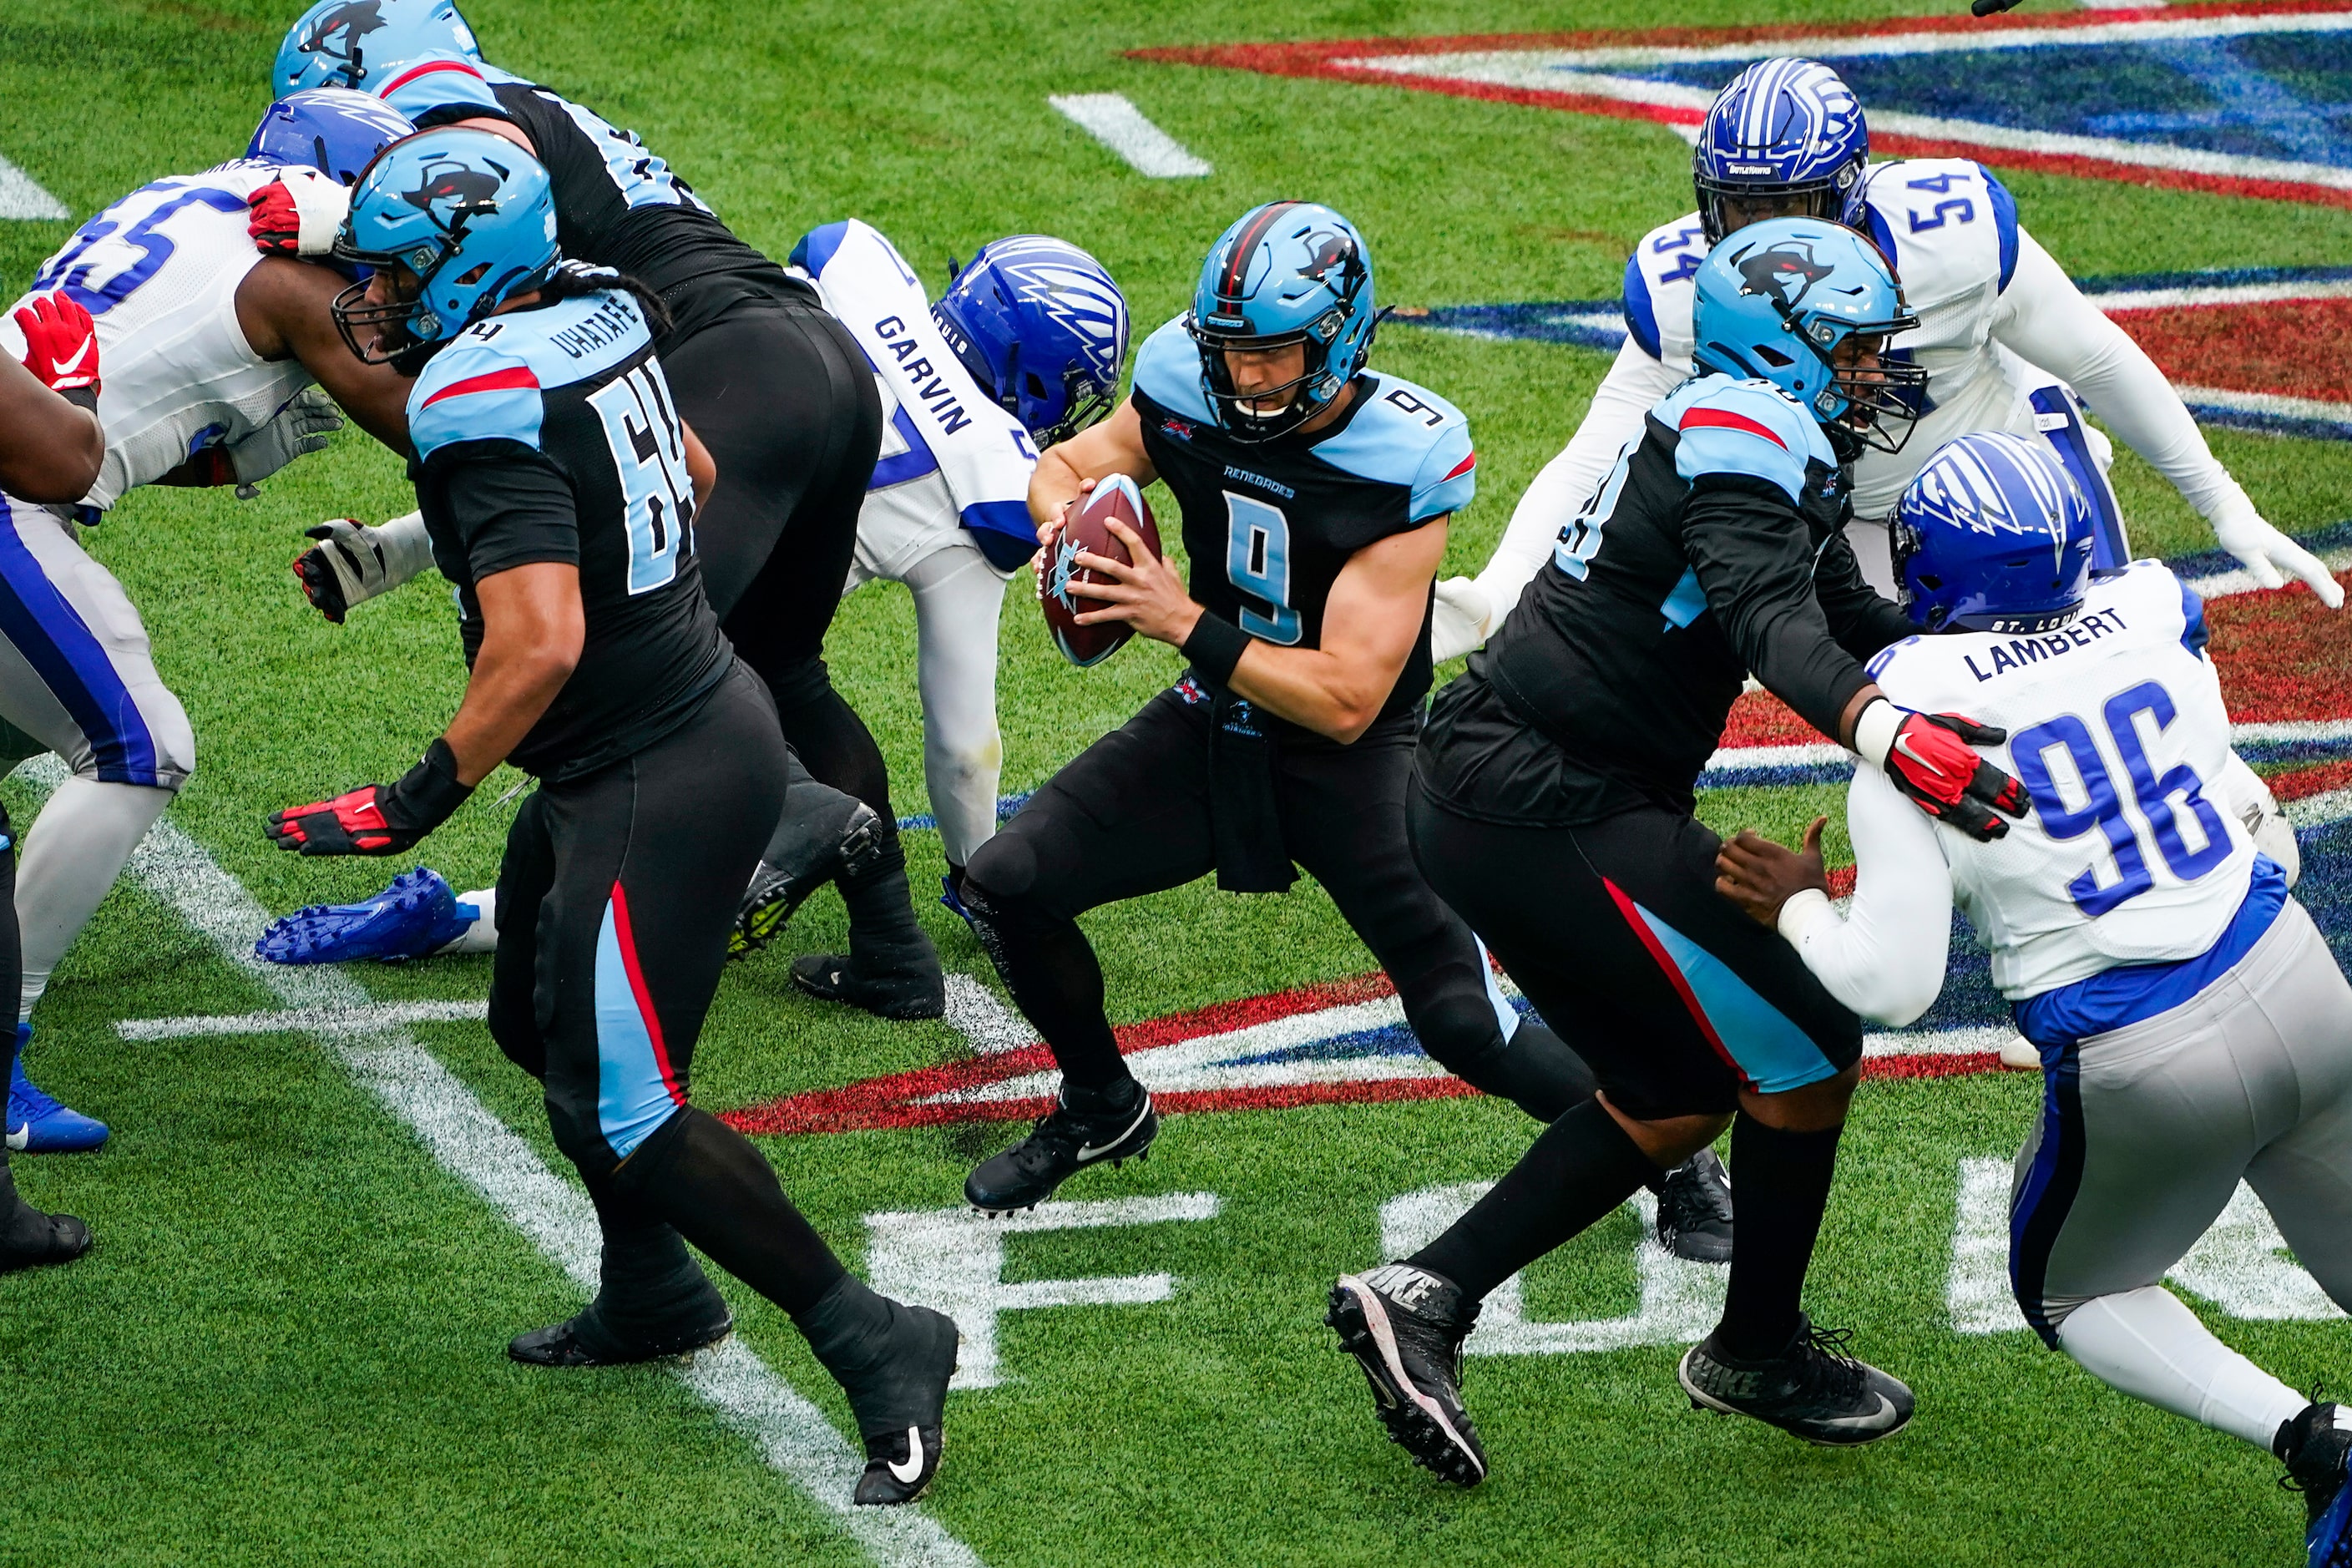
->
xmin=1429 ymin=575 xmax=1493 ymax=663
xmin=293 ymin=509 xmax=436 ymax=624
xmin=229 ymin=387 xmax=344 ymax=491
xmin=2210 ymin=494 xmax=2344 ymax=609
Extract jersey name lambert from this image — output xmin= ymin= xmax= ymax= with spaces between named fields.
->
xmin=1950 ymin=604 xmax=2130 ymax=682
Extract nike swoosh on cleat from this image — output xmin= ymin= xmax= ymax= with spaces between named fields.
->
xmin=5 ymin=1123 xmax=25 ymax=1152
xmin=1817 ymin=1393 xmax=1901 ymax=1432
xmin=888 ymin=1427 xmax=924 ymax=1485
xmin=1075 ymin=1100 xmax=1151 ymax=1161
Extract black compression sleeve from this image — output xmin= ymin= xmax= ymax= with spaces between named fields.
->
xmin=1813 ymin=527 xmax=1917 ymax=662
xmin=1684 ymin=477 xmax=1874 ymax=741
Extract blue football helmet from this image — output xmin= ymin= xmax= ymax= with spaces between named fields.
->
xmin=1690 ymin=217 xmax=1925 ymax=453
xmin=247 ymin=88 xmax=415 ymax=185
xmin=274 ymin=0 xmax=480 ymax=97
xmin=329 ymin=126 xmax=557 ymax=363
xmin=1894 ymin=432 xmax=2097 ymax=635
xmin=933 ymin=236 xmax=1130 ymax=448
xmin=1186 ymin=200 xmax=1377 ymax=443
xmin=1694 ymin=58 xmax=1869 ymax=244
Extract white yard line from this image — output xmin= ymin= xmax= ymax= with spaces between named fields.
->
xmin=76 ymin=768 xmax=982 ymax=1568
xmin=1049 ymin=94 xmax=1212 ymax=178
xmin=117 ymin=998 xmax=488 ymax=1041
xmin=0 ymin=154 xmax=68 ymax=221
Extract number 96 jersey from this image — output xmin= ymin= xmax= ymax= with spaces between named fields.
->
xmin=1866 ymin=560 xmax=2255 ymax=998
xmin=409 ymin=288 xmax=731 ymax=782
xmin=1129 ymin=315 xmax=1476 ymax=737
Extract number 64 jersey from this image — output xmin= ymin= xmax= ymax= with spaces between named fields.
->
xmin=1864 ymin=559 xmax=2259 ymax=999
xmin=407 ymin=287 xmax=730 ymax=783
xmin=1128 ymin=314 xmax=1476 ymax=739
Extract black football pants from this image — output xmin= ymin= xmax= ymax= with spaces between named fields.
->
xmin=961 ymin=686 xmax=1587 ymax=1112
xmin=487 ymin=665 xmax=847 ymax=1319
xmin=660 ymin=294 xmax=893 ymax=820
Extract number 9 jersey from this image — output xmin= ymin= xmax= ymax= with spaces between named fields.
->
xmin=1864 ymin=559 xmax=2256 ymax=999
xmin=1128 ymin=315 xmax=1476 ymax=738
xmin=408 ymin=286 xmax=731 ymax=782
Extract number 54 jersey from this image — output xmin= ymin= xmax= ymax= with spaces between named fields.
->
xmin=1129 ymin=315 xmax=1476 ymax=738
xmin=408 ymin=287 xmax=730 ymax=782
xmin=1866 ymin=559 xmax=2255 ymax=998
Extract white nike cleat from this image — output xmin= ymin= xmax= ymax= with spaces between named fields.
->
xmin=1998 ymin=1034 xmax=2042 ymax=1072
xmin=1678 ymin=1316 xmax=1914 ymax=1446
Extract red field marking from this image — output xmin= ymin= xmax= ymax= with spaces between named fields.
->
xmin=2208 ymin=570 xmax=2352 ymax=721
xmin=2117 ymin=297 xmax=2352 ymax=404
xmin=1137 ymin=1 xmax=2352 ymax=212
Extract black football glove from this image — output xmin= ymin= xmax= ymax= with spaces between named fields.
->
xmin=1856 ymin=700 xmax=2029 ymax=843
xmin=267 ymin=740 xmax=473 ymax=856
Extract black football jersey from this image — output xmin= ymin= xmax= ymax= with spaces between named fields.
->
xmin=1128 ymin=316 xmax=1478 ymax=739
xmin=406 ymin=289 xmax=731 ymax=781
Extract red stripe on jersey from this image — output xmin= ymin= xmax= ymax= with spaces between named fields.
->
xmin=382 ymin=57 xmax=487 ymax=94
xmin=1678 ymin=405 xmax=1788 ymax=448
xmin=420 ymin=365 xmax=539 ymax=409
xmin=1443 ymin=451 xmax=1476 ymax=482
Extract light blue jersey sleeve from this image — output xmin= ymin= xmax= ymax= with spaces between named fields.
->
xmin=407 ymin=336 xmax=545 ymax=463
xmin=1308 ymin=376 xmax=1474 ymax=524
xmin=1131 ymin=314 xmax=1211 ymax=421
xmin=1409 ymin=417 xmax=1476 ymax=521
xmin=1667 ymin=377 xmax=1818 ymax=508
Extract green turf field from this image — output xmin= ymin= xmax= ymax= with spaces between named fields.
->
xmin=0 ymin=1 xmax=2345 ymax=1562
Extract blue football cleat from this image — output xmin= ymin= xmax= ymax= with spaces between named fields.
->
xmin=940 ymin=873 xmax=978 ymax=935
xmin=9 ymin=1026 xmax=108 ymax=1153
xmin=2314 ymin=1456 xmax=2352 ymax=1568
xmin=255 ymin=866 xmax=478 ymax=965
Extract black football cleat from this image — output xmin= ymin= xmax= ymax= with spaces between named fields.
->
xmin=0 ymin=1198 xmax=89 ymax=1276
xmin=1327 ymin=1264 xmax=1488 ymax=1485
xmin=730 ymin=861 xmax=820 ymax=960
xmin=507 ymin=1302 xmax=734 ymax=1368
xmin=798 ymin=1277 xmax=960 ymax=1506
xmin=2277 ymin=1399 xmax=2352 ymax=1564
xmin=789 ymin=952 xmax=946 ymax=1021
xmin=1679 ymin=1316 xmax=1914 ymax=1446
xmin=1656 ymin=1148 xmax=1735 ymax=1263
xmin=964 ymin=1088 xmax=1156 ymax=1215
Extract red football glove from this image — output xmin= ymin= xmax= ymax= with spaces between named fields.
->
xmin=267 ymin=741 xmax=473 ymax=857
xmin=14 ymin=294 xmax=99 ymax=396
xmin=1855 ymin=701 xmax=2029 ymax=843
xmin=248 ymin=169 xmax=351 ymax=258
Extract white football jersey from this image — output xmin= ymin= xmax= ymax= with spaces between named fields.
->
xmin=0 ymin=161 xmax=313 ymax=511
xmin=1867 ymin=560 xmax=2253 ymax=998
xmin=1626 ymin=158 xmax=2043 ymax=521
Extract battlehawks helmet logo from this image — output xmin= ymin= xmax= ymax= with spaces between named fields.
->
xmin=296 ymin=1 xmax=387 ymax=69
xmin=1732 ymin=241 xmax=1836 ymax=314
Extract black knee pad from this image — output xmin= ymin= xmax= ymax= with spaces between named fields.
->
xmin=965 ymin=826 xmax=1039 ymax=902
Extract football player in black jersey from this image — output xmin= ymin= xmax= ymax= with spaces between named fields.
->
xmin=267 ymin=133 xmax=955 ymax=1506
xmin=953 ymin=202 xmax=1607 ymax=1216
xmin=266 ymin=12 xmax=944 ymax=1023
xmin=0 ymin=291 xmax=103 ymax=1272
xmin=1326 ymin=220 xmax=2031 ymax=1485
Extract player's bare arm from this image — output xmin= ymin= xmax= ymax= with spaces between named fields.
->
xmin=683 ymin=421 xmax=716 ymax=508
xmin=1029 ymin=399 xmax=1154 ymax=540
xmin=235 ymin=256 xmax=416 ymax=455
xmin=442 ymin=561 xmax=585 ymax=785
xmin=0 ymin=352 xmax=102 ymax=503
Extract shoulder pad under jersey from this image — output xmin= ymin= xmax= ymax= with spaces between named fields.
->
xmin=1621 ymin=211 xmax=1707 ymax=368
xmin=408 ymin=291 xmax=650 ymax=461
xmin=1132 ymin=314 xmax=1214 ymax=423
xmin=1311 ymin=376 xmax=1475 ymax=522
xmin=1858 ymin=159 xmax=2021 ymax=306
xmin=1658 ymin=374 xmax=1826 ymax=508
xmin=376 ymin=54 xmax=503 ymax=124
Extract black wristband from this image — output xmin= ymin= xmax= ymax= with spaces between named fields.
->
xmin=382 ymin=737 xmax=475 ymax=835
xmin=1181 ymin=612 xmax=1251 ymax=686
xmin=58 ymin=387 xmax=98 ymax=413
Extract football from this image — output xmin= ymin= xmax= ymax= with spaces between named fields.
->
xmin=1040 ymin=473 xmax=1162 ymax=667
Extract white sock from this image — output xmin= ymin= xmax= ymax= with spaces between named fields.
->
xmin=2057 ymin=1285 xmax=2308 ymax=1450
xmin=442 ymin=888 xmax=499 ymax=954
xmin=17 ymin=778 xmax=174 ymax=1020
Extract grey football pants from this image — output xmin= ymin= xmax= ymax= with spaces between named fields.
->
xmin=2009 ymin=898 xmax=2352 ymax=1344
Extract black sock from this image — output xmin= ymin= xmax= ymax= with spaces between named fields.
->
xmin=578 ymin=1170 xmax=726 ymax=1338
xmin=1408 ymin=1099 xmax=1657 ymax=1304
xmin=961 ymin=883 xmax=1130 ymax=1093
xmin=619 ymin=1108 xmax=847 ymax=1318
xmin=839 ymin=827 xmax=941 ymax=981
xmin=1716 ymin=1114 xmax=1845 ymax=1359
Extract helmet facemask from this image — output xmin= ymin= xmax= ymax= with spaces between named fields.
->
xmin=1187 ymin=307 xmax=1348 ymax=443
xmin=1694 ymin=158 xmax=1864 ymax=245
xmin=330 ymin=244 xmax=453 ymax=366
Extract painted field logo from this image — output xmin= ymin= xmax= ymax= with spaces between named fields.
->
xmin=1141 ymin=3 xmax=2352 ymax=210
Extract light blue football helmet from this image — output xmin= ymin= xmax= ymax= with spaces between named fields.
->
xmin=247 ymin=87 xmax=415 ymax=185
xmin=1186 ymin=200 xmax=1377 ymax=443
xmin=933 ymin=236 xmax=1130 ymax=447
xmin=1690 ymin=216 xmax=1925 ymax=453
xmin=274 ymin=0 xmax=480 ymax=98
xmin=1894 ymin=432 xmax=2097 ymax=635
xmin=329 ymin=125 xmax=556 ymax=363
xmin=1694 ymin=58 xmax=1870 ymax=244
